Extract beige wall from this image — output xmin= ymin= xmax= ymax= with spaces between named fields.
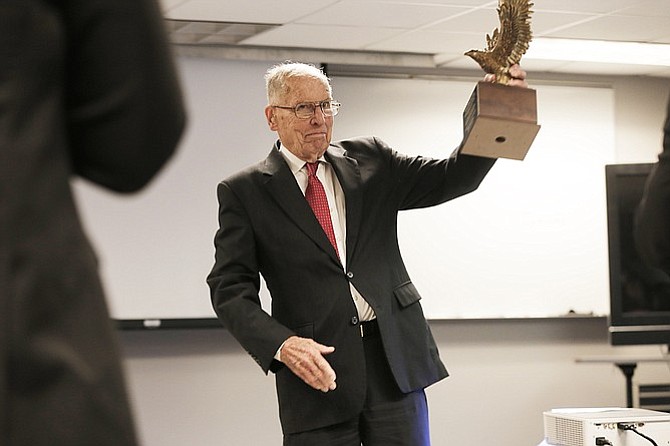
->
xmin=614 ymin=76 xmax=669 ymax=163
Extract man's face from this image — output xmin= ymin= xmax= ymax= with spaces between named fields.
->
xmin=265 ymin=77 xmax=334 ymax=163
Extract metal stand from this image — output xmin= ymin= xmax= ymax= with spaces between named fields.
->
xmin=615 ymin=363 xmax=638 ymax=408
xmin=576 ymin=356 xmax=670 ymax=408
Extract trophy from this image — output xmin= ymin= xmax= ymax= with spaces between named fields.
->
xmin=461 ymin=0 xmax=540 ymax=161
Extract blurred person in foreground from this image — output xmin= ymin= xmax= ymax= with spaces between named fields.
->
xmin=636 ymin=96 xmax=670 ymax=276
xmin=1 ymin=0 xmax=186 ymax=444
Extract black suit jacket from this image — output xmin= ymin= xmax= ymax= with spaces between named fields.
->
xmin=207 ymin=136 xmax=496 ymax=434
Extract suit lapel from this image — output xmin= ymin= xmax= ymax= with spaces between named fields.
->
xmin=261 ymin=147 xmax=341 ymax=264
xmin=325 ymin=146 xmax=362 ymax=267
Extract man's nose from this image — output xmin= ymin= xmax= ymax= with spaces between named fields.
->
xmin=310 ymin=105 xmax=326 ymax=124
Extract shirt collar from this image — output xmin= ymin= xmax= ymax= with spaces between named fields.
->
xmin=277 ymin=141 xmax=328 ymax=175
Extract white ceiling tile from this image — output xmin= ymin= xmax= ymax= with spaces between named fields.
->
xmin=369 ymin=0 xmax=495 ymax=6
xmin=617 ymin=0 xmax=670 ymax=18
xmin=367 ymin=30 xmax=481 ymax=54
xmin=240 ymin=24 xmax=403 ymax=51
xmin=530 ymin=11 xmax=599 ymax=36
xmin=532 ymin=0 xmax=642 ymax=14
xmin=423 ymin=8 xmax=500 ymax=34
xmin=545 ymin=15 xmax=670 ymax=42
xmin=164 ymin=0 xmax=339 ymax=23
xmin=296 ymin=1 xmax=469 ymax=29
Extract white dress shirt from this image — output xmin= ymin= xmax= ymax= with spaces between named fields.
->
xmin=280 ymin=146 xmax=376 ymax=322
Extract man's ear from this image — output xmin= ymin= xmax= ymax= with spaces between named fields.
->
xmin=265 ymin=106 xmax=277 ymax=130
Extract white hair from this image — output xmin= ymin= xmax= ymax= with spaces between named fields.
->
xmin=264 ymin=61 xmax=332 ymax=104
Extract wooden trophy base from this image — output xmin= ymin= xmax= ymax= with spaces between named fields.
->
xmin=461 ymin=81 xmax=540 ymax=161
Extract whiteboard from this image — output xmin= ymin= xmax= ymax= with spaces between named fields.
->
xmin=331 ymin=76 xmax=615 ymax=318
xmin=73 ymin=57 xmax=615 ymax=321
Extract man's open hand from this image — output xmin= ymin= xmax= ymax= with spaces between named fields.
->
xmin=280 ymin=336 xmax=337 ymax=392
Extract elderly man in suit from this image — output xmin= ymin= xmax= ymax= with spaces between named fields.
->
xmin=207 ymin=61 xmax=527 ymax=446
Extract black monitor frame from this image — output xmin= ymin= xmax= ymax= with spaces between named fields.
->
xmin=606 ymin=162 xmax=670 ymax=346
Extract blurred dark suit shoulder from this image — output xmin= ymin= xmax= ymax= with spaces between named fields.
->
xmin=0 ymin=1 xmax=185 ymax=445
xmin=635 ymin=98 xmax=670 ymax=275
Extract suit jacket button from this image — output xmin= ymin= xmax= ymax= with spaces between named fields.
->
xmin=346 ymin=271 xmax=354 ymax=279
xmin=350 ymin=316 xmax=359 ymax=325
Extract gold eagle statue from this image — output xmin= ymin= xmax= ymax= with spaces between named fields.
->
xmin=465 ymin=0 xmax=534 ymax=85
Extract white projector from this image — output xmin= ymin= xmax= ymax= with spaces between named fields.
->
xmin=544 ymin=408 xmax=670 ymax=446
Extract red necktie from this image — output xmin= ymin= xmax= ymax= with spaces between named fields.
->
xmin=305 ymin=162 xmax=339 ymax=257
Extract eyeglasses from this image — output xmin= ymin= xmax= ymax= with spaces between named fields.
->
xmin=272 ymin=100 xmax=341 ymax=119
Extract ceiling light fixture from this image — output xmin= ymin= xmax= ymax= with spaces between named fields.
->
xmin=525 ymin=38 xmax=670 ymax=67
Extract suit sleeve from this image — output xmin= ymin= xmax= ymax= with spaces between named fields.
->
xmin=375 ymin=137 xmax=497 ymax=210
xmin=62 ymin=0 xmax=186 ymax=192
xmin=207 ymin=181 xmax=294 ymax=373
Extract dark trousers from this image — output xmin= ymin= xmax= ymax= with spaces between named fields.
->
xmin=283 ymin=327 xmax=431 ymax=446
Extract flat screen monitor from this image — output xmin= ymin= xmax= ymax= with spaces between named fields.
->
xmin=606 ymin=163 xmax=670 ymax=346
